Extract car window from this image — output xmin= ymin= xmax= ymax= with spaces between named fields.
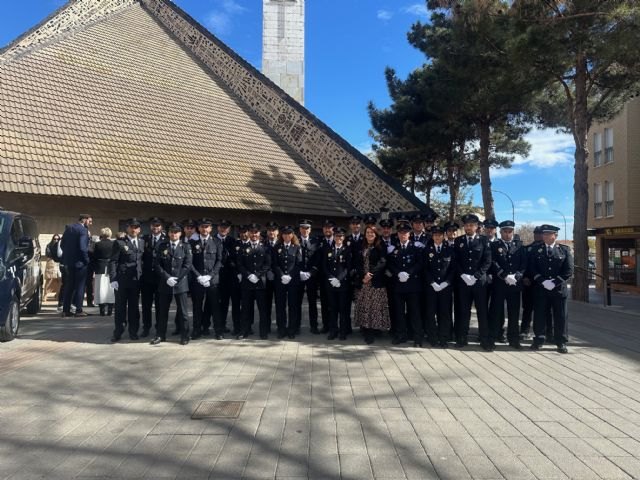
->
xmin=7 ymin=218 xmax=21 ymax=262
xmin=21 ymin=216 xmax=38 ymax=239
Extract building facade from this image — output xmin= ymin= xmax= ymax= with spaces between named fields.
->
xmin=588 ymin=97 xmax=640 ymax=292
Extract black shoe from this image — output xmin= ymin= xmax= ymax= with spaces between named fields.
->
xmin=430 ymin=341 xmax=438 ymax=348
xmin=140 ymin=329 xmax=150 ymax=338
xmin=509 ymin=341 xmax=523 ymax=350
xmin=260 ymin=334 xmax=268 ymax=340
xmin=557 ymin=344 xmax=568 ymax=354
xmin=150 ymin=337 xmax=163 ymax=345
xmin=327 ymin=333 xmax=338 ymax=340
xmin=455 ymin=341 xmax=465 ymax=348
xmin=364 ymin=336 xmax=374 ymax=345
xmin=129 ymin=334 xmax=139 ymax=341
xmin=413 ymin=342 xmax=423 ymax=348
xmin=110 ymin=335 xmax=121 ymax=343
xmin=310 ymin=327 xmax=320 ymax=334
xmin=496 ymin=335 xmax=507 ymax=343
xmin=214 ymin=334 xmax=224 ymax=340
xmin=99 ymin=306 xmax=106 ymax=316
xmin=339 ymin=335 xmax=347 ymax=341
xmin=277 ymin=333 xmax=287 ymax=339
xmin=107 ymin=307 xmax=113 ymax=316
xmin=439 ymin=341 xmax=448 ymax=349
xmin=202 ymin=329 xmax=210 ymax=336
xmin=231 ymin=330 xmax=240 ymax=336
xmin=180 ymin=338 xmax=190 ymax=345
xmin=392 ymin=337 xmax=407 ymax=345
xmin=171 ymin=330 xmax=181 ymax=336
xmin=288 ymin=333 xmax=295 ymax=339
xmin=530 ymin=342 xmax=542 ymax=350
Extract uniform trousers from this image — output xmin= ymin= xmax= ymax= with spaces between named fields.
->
xmin=114 ymin=283 xmax=140 ymax=337
xmin=157 ymin=292 xmax=189 ymax=340
xmin=192 ymin=284 xmax=221 ymax=334
xmin=455 ymin=281 xmax=489 ymax=344
xmin=140 ymin=281 xmax=159 ymax=333
xmin=319 ymin=279 xmax=330 ymax=331
xmin=489 ymin=282 xmax=521 ymax=342
xmin=219 ymin=271 xmax=241 ymax=333
xmin=533 ymin=287 xmax=568 ymax=345
xmin=298 ymin=277 xmax=319 ymax=330
xmin=275 ymin=283 xmax=300 ymax=335
xmin=426 ymin=286 xmax=453 ymax=343
xmin=327 ymin=287 xmax=351 ymax=336
xmin=393 ymin=291 xmax=421 ymax=342
xmin=63 ymin=265 xmax=87 ymax=314
xmin=241 ymin=289 xmax=268 ymax=337
xmin=265 ymin=279 xmax=275 ymax=331
xmin=520 ymin=283 xmax=535 ymax=334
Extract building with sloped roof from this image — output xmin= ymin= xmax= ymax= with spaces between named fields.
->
xmin=0 ymin=0 xmax=422 ymax=237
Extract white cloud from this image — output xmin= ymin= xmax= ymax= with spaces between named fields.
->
xmin=403 ymin=3 xmax=429 ymax=18
xmin=377 ymin=9 xmax=393 ymax=21
xmin=489 ymin=167 xmax=524 ymax=178
xmin=205 ymin=0 xmax=247 ymax=37
xmin=537 ymin=197 xmax=548 ymax=207
xmin=513 ymin=128 xmax=574 ymax=169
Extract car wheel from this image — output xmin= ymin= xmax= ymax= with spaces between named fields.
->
xmin=26 ymin=283 xmax=41 ymax=315
xmin=0 ymin=297 xmax=20 ymax=342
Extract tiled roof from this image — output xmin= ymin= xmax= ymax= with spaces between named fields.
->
xmin=0 ymin=0 xmax=423 ymax=216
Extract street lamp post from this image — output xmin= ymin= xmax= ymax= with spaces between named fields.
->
xmin=491 ymin=189 xmax=515 ymax=223
xmin=552 ymin=209 xmax=567 ymax=241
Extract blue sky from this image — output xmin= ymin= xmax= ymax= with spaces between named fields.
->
xmin=0 ymin=0 xmax=575 ymax=237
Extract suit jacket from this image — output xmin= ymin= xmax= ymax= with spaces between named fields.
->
xmin=454 ymin=234 xmax=491 ymax=284
xmin=237 ymin=243 xmax=272 ymax=290
xmin=60 ymin=222 xmax=90 ymax=268
xmin=354 ymin=244 xmax=387 ymax=289
xmin=387 ymin=242 xmax=423 ymax=294
xmin=217 ymin=234 xmax=239 ymax=279
xmin=322 ymin=244 xmax=352 ymax=291
xmin=109 ymin=236 xmax=145 ymax=287
xmin=318 ymin=237 xmax=335 ymax=276
xmin=299 ymin=236 xmax=320 ymax=278
xmin=424 ymin=241 xmax=455 ymax=286
xmin=92 ymin=239 xmax=114 ymax=275
xmin=490 ymin=239 xmax=527 ymax=290
xmin=142 ymin=233 xmax=167 ymax=284
xmin=410 ymin=231 xmax=430 ymax=246
xmin=189 ymin=236 xmax=222 ymax=285
xmin=346 ymin=234 xmax=364 ymax=254
xmin=529 ymin=243 xmax=574 ymax=297
xmin=272 ymin=244 xmax=303 ymax=285
xmin=154 ymin=240 xmax=192 ymax=294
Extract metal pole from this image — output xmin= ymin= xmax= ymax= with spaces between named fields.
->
xmin=491 ymin=189 xmax=515 ymax=222
xmin=552 ymin=209 xmax=567 ymax=241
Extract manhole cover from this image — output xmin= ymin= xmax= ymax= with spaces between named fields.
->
xmin=191 ymin=401 xmax=244 ymax=419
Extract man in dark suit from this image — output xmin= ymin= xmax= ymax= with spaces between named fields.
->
xmin=323 ymin=227 xmax=353 ymax=340
xmin=318 ymin=219 xmax=336 ymax=334
xmin=109 ymin=218 xmax=145 ymax=342
xmin=298 ymin=219 xmax=321 ymax=334
xmin=453 ymin=214 xmax=492 ymax=350
xmin=237 ymin=223 xmax=272 ymax=339
xmin=152 ymin=223 xmax=193 ymax=345
xmin=216 ymin=219 xmax=240 ymax=335
xmin=263 ymin=221 xmax=279 ymax=332
xmin=529 ymin=225 xmax=574 ymax=353
xmin=190 ymin=218 xmax=223 ymax=339
xmin=60 ymin=213 xmax=92 ymax=317
xmin=346 ymin=216 xmax=363 ymax=252
xmin=387 ymin=221 xmax=424 ymax=347
xmin=409 ymin=214 xmax=429 ymax=246
xmin=489 ymin=221 xmax=527 ymax=349
xmin=140 ymin=217 xmax=166 ymax=338
xmin=424 ymin=226 xmax=455 ymax=348
xmin=520 ymin=226 xmax=544 ymax=338
xmin=272 ymin=225 xmax=303 ymax=338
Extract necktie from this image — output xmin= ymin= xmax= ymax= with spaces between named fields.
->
xmin=303 ymin=239 xmax=308 ymax=248
xmin=152 ymin=237 xmax=157 ymax=248
xmin=133 ymin=239 xmax=138 ymax=250
xmin=507 ymin=242 xmax=512 ymax=250
xmin=437 ymin=246 xmax=441 ymax=254
xmin=202 ymin=238 xmax=207 ymax=249
xmin=285 ymin=244 xmax=289 ymax=252
xmin=467 ymin=236 xmax=472 ymax=246
xmin=171 ymin=243 xmax=176 ymax=254
xmin=547 ymin=246 xmax=552 ymax=257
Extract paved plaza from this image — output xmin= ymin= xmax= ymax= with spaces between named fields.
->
xmin=1 ymin=300 xmax=640 ymax=480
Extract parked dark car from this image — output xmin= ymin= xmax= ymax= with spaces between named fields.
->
xmin=0 ymin=208 xmax=42 ymax=341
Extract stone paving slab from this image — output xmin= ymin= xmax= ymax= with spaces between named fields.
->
xmin=0 ymin=300 xmax=639 ymax=479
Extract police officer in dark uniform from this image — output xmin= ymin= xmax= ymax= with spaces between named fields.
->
xmin=409 ymin=214 xmax=429 ymax=246
xmin=323 ymin=227 xmax=353 ymax=340
xmin=453 ymin=214 xmax=492 ymax=350
xmin=423 ymin=209 xmax=439 ymax=236
xmin=140 ymin=217 xmax=166 ymax=338
xmin=318 ymin=219 xmax=336 ymax=333
xmin=216 ymin=219 xmax=239 ymax=335
xmin=388 ymin=221 xmax=424 ymax=347
xmin=190 ymin=218 xmax=223 ymax=339
xmin=346 ymin=216 xmax=364 ymax=252
xmin=298 ymin=219 xmax=321 ymax=334
xmin=489 ymin=221 xmax=527 ymax=349
xmin=263 ymin=221 xmax=279 ymax=332
xmin=444 ymin=221 xmax=459 ymax=247
xmin=238 ymin=223 xmax=272 ymax=339
xmin=272 ymin=226 xmax=303 ymax=338
xmin=483 ymin=219 xmax=499 ymax=243
xmin=424 ymin=226 xmax=455 ymax=347
xmin=520 ymin=226 xmax=544 ymax=338
xmin=109 ymin=218 xmax=145 ymax=342
xmin=380 ymin=218 xmax=398 ymax=336
xmin=529 ymin=225 xmax=573 ymax=353
xmin=236 ymin=225 xmax=253 ymax=334
xmin=152 ymin=223 xmax=193 ymax=345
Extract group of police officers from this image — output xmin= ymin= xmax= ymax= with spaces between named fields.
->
xmin=107 ymin=211 xmax=574 ymax=353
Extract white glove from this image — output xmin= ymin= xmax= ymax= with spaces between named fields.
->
xmin=237 ymin=274 xmax=242 ymax=282
xmin=110 ymin=281 xmax=119 ymax=291
xmin=506 ymin=274 xmax=517 ymax=286
xmin=461 ymin=274 xmax=476 ymax=286
xmin=197 ymin=275 xmax=211 ymax=286
xmin=281 ymin=275 xmax=292 ymax=285
xmin=398 ymin=272 xmax=409 ymax=283
xmin=167 ymin=277 xmax=178 ymax=287
xmin=439 ymin=281 xmax=449 ymax=290
xmin=248 ymin=274 xmax=259 ymax=284
xmin=267 ymin=271 xmax=275 ymax=281
xmin=203 ymin=281 xmax=211 ymax=288
xmin=387 ymin=245 xmax=395 ymax=254
xmin=414 ymin=241 xmax=425 ymax=248
xmin=329 ymin=277 xmax=340 ymax=288
xmin=487 ymin=274 xmax=493 ymax=284
xmin=467 ymin=275 xmax=477 ymax=286
xmin=300 ymin=271 xmax=311 ymax=281
xmin=542 ymin=279 xmax=555 ymax=291
xmin=431 ymin=282 xmax=441 ymax=292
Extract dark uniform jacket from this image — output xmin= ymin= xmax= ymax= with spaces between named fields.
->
xmin=453 ymin=234 xmax=491 ymax=283
xmin=424 ymin=241 xmax=455 ymax=286
xmin=154 ymin=240 xmax=193 ymax=295
xmin=354 ymin=244 xmax=387 ymax=289
xmin=528 ymin=243 xmax=573 ymax=297
xmin=142 ymin=233 xmax=167 ymax=284
xmin=217 ymin=234 xmax=239 ymax=278
xmin=490 ymin=239 xmax=527 ymax=289
xmin=190 ymin=236 xmax=222 ymax=285
xmin=299 ymin=236 xmax=320 ymax=277
xmin=346 ymin=234 xmax=364 ymax=254
xmin=387 ymin=241 xmax=424 ymax=294
xmin=523 ymin=241 xmax=543 ymax=282
xmin=237 ymin=242 xmax=272 ymax=290
xmin=410 ymin=231 xmax=429 ymax=246
xmin=272 ymin=243 xmax=303 ymax=285
xmin=322 ymin=244 xmax=352 ymax=291
xmin=109 ymin=236 xmax=145 ymax=287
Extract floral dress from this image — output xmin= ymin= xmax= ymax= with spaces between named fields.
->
xmin=354 ymin=247 xmax=391 ymax=330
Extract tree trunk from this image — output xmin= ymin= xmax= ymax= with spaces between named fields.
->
xmin=571 ymin=54 xmax=590 ymax=303
xmin=479 ymin=122 xmax=495 ymax=219
xmin=446 ymin=149 xmax=460 ymax=221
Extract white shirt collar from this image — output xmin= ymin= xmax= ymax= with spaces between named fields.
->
xmin=127 ymin=235 xmax=137 ymax=243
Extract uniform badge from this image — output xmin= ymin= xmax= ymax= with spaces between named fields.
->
xmin=246 ymin=248 xmax=251 ymax=254
xmin=124 ymin=245 xmax=129 ymax=252
xmin=163 ymin=249 xmax=168 ymax=256
xmin=498 ymin=248 xmax=503 ymax=253
xmin=429 ymin=253 xmax=434 ymax=258
xmin=538 ymin=248 xmax=542 ymax=253
xmin=278 ymin=248 xmax=282 ymax=254
xmin=339 ymin=255 xmax=343 ymax=261
xmin=235 ymin=246 xmax=240 ymax=251
xmin=460 ymin=244 xmax=464 ymax=248
xmin=328 ymin=253 xmax=333 ymax=258
xmin=346 ymin=241 xmax=351 ymax=246
xmin=195 ymin=244 xmax=201 ymax=251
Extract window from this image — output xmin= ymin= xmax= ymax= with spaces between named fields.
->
xmin=605 ymin=181 xmax=614 ymax=217
xmin=594 ymin=183 xmax=603 ymax=218
xmin=593 ymin=132 xmax=602 ymax=167
xmin=604 ymin=128 xmax=614 ymax=163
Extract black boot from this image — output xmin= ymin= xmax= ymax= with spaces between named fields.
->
xmin=99 ymin=305 xmax=106 ymax=316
